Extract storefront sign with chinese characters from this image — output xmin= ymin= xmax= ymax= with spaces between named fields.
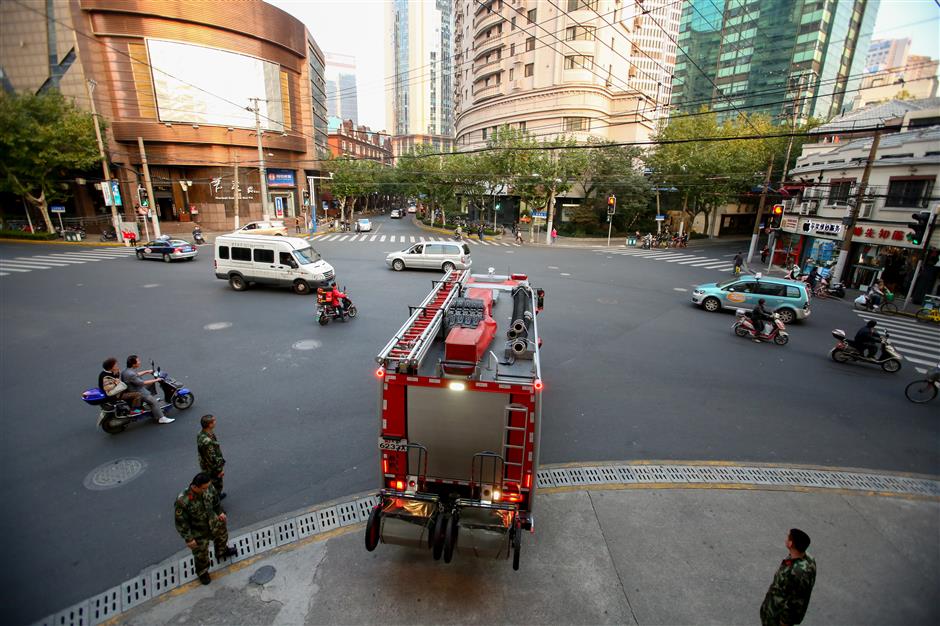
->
xmin=850 ymin=225 xmax=918 ymax=248
xmin=210 ymin=176 xmax=256 ymax=200
xmin=801 ymin=220 xmax=843 ymax=237
xmin=266 ymin=169 xmax=296 ymax=187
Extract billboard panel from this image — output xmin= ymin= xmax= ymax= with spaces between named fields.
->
xmin=147 ymin=39 xmax=283 ymax=131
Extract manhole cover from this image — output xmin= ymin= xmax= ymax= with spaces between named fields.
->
xmin=292 ymin=339 xmax=322 ymax=351
xmin=250 ymin=565 xmax=277 ymax=585
xmin=204 ymin=322 xmax=232 ymax=330
xmin=84 ymin=458 xmax=147 ymax=491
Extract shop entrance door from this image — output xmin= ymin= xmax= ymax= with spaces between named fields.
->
xmin=270 ymin=192 xmax=295 ymax=220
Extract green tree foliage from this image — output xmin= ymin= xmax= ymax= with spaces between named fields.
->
xmin=0 ymin=92 xmax=100 ymax=231
xmin=646 ymin=111 xmax=775 ymax=235
xmin=573 ymin=139 xmax=652 ymax=234
xmin=322 ymin=157 xmax=373 ymax=223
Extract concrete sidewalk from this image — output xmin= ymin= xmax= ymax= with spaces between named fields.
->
xmin=92 ymin=463 xmax=939 ymax=626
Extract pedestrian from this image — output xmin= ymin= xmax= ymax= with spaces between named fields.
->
xmin=551 ymin=227 xmax=557 ymax=245
xmin=197 ymin=414 xmax=226 ymax=499
xmin=174 ymin=472 xmax=237 ymax=585
xmin=761 ymin=245 xmax=769 ymax=264
xmin=733 ymin=251 xmax=745 ymax=275
xmin=295 ymin=215 xmax=303 ymax=234
xmin=477 ymin=223 xmax=484 ymax=241
xmin=760 ymin=528 xmax=816 ymax=626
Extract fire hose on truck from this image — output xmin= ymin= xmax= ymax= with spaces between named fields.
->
xmin=365 ymin=268 xmax=545 ymax=570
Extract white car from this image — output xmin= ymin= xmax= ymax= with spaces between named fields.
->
xmin=386 ymin=241 xmax=472 ymax=272
xmin=390 ymin=209 xmax=403 ymax=219
xmin=356 ymin=218 xmax=372 ymax=232
xmin=234 ymin=220 xmax=287 ymax=236
xmin=407 ymin=206 xmax=417 ymax=214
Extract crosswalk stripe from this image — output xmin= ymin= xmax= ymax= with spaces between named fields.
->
xmin=688 ymin=260 xmax=725 ymax=266
xmin=24 ymin=255 xmax=86 ymax=264
xmin=370 ymin=235 xmax=377 ymax=242
xmin=676 ymin=257 xmax=713 ymax=264
xmin=0 ymin=260 xmax=53 ymax=269
xmin=0 ymin=272 xmax=8 ymax=276
xmin=339 ymin=235 xmax=351 ymax=241
xmin=467 ymin=239 xmax=480 ymax=245
xmin=889 ymin=341 xmax=940 ymax=360
xmin=0 ymin=265 xmax=31 ymax=272
xmin=49 ymin=254 xmax=105 ymax=261
xmin=14 ymin=256 xmax=71 ymax=266
xmin=663 ymin=255 xmax=701 ymax=262
xmin=380 ymin=235 xmax=386 ymax=242
xmin=693 ymin=261 xmax=730 ymax=268
xmin=856 ymin=311 xmax=939 ymax=333
xmin=902 ymin=354 xmax=938 ymax=367
xmin=409 ymin=236 xmax=415 ymax=243
xmin=877 ymin=325 xmax=940 ymax=343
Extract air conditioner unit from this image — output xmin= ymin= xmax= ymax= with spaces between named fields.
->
xmin=857 ymin=200 xmax=874 ymax=219
xmin=798 ymin=201 xmax=818 ymax=215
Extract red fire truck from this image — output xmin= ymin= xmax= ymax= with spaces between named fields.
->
xmin=364 ymin=268 xmax=545 ymax=570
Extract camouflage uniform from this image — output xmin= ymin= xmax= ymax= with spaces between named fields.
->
xmin=760 ymin=553 xmax=816 ymax=626
xmin=174 ymin=485 xmax=229 ymax=577
xmin=197 ymin=430 xmax=225 ymax=494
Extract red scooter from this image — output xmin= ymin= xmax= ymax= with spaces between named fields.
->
xmin=732 ymin=309 xmax=789 ymax=345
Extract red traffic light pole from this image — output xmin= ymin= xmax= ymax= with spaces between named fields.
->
xmin=606 ymin=194 xmax=616 ymax=247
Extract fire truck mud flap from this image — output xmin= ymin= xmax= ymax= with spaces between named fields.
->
xmin=365 ymin=492 xmax=442 ymax=553
xmin=448 ymin=499 xmax=521 ymax=569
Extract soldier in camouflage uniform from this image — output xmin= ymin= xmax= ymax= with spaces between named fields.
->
xmin=197 ymin=414 xmax=226 ymax=499
xmin=174 ymin=472 xmax=237 ymax=585
xmin=760 ymin=528 xmax=817 ymax=626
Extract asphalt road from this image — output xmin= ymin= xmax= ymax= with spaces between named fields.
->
xmin=1 ymin=216 xmax=936 ymax=624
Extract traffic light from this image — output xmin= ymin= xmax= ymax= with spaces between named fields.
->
xmin=302 ymin=189 xmax=310 ymax=205
xmin=137 ymin=185 xmax=149 ymax=208
xmin=769 ymin=204 xmax=784 ymax=229
xmin=495 ymin=202 xmax=501 ymax=211
xmin=907 ymin=211 xmax=930 ymax=245
xmin=607 ymin=194 xmax=617 ymax=216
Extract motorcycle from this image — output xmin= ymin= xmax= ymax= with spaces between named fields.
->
xmin=733 ymin=309 xmax=789 ymax=345
xmin=81 ymin=362 xmax=195 ymax=434
xmin=316 ymin=287 xmax=358 ymax=325
xmin=814 ymin=278 xmax=845 ymax=298
xmin=99 ymin=228 xmax=117 ymax=242
xmin=829 ymin=329 xmax=902 ymax=373
xmin=192 ymin=226 xmax=206 ymax=245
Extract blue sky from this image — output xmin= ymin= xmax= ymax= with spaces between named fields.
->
xmin=873 ymin=0 xmax=940 ymax=58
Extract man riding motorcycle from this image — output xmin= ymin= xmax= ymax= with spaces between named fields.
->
xmin=328 ymin=285 xmax=350 ymax=316
xmin=853 ymin=320 xmax=881 ymax=359
xmin=749 ymin=299 xmax=775 ymax=340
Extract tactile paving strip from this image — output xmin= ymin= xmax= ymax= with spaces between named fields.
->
xmin=34 ymin=465 xmax=939 ymax=625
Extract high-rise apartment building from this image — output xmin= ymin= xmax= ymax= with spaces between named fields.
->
xmin=325 ymin=52 xmax=359 ymax=124
xmin=865 ymin=37 xmax=911 ymax=72
xmin=671 ymin=0 xmax=881 ymax=123
xmin=453 ymin=0 xmax=679 ymax=150
xmin=385 ymin=0 xmax=454 ymax=156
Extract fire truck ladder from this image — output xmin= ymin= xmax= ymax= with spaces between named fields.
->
xmin=376 ymin=269 xmax=469 ymax=374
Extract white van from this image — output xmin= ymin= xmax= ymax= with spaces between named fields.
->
xmin=214 ymin=234 xmax=335 ymax=295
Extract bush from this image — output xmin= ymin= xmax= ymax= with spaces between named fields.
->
xmin=0 ymin=229 xmax=57 ymax=240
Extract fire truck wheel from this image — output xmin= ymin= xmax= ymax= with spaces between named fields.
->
xmin=512 ymin=528 xmax=521 ymax=571
xmin=365 ymin=506 xmax=381 ymax=552
xmin=431 ymin=514 xmax=446 ymax=560
xmin=443 ymin=516 xmax=458 ymax=563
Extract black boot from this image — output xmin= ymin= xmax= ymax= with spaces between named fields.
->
xmin=219 ymin=546 xmax=238 ymax=559
xmin=199 ymin=573 xmax=211 ymax=585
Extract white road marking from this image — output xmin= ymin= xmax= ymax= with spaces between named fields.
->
xmin=888 ymin=341 xmax=939 ymax=359
xmin=548 ymin=266 xmax=559 ymax=270
xmin=688 ymin=259 xmax=725 ymax=266
xmin=380 ymin=235 xmax=387 ymax=242
xmin=856 ymin=311 xmax=940 ymax=333
xmin=14 ymin=256 xmax=71 ymax=266
xmin=23 ymin=255 xmax=86 ymax=264
xmin=673 ymin=287 xmax=688 ymax=292
xmin=467 ymin=239 xmax=480 ymax=245
xmin=204 ymin=322 xmax=232 ymax=330
xmin=49 ymin=253 xmax=105 ymax=261
xmin=0 ymin=266 xmax=31 ymax=272
xmin=141 ymin=284 xmax=160 ymax=289
xmin=695 ymin=261 xmax=733 ymax=268
xmin=0 ymin=272 xmax=8 ymax=276
xmin=0 ymin=261 xmax=53 ymax=269
xmin=560 ymin=272 xmax=571 ymax=276
xmin=370 ymin=235 xmax=377 ymax=241
xmin=409 ymin=236 xmax=415 ymax=243
xmin=676 ymin=257 xmax=713 ymax=264
xmin=902 ymin=354 xmax=938 ymax=367
xmin=663 ymin=255 xmax=702 ymax=262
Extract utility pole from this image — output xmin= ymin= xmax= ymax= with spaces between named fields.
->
xmin=747 ymin=156 xmax=775 ymax=264
xmin=249 ymin=98 xmax=270 ymax=220
xmin=780 ymin=74 xmax=806 ymax=185
xmin=137 ymin=136 xmax=161 ymax=238
xmin=233 ymin=152 xmax=240 ymax=230
xmin=86 ymin=79 xmax=121 ymax=239
xmin=832 ymin=131 xmax=881 ymax=283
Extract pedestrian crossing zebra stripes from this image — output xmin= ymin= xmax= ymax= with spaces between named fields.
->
xmin=594 ymin=247 xmax=736 ymax=271
xmin=0 ymin=247 xmax=137 ymax=277
xmin=852 ymin=310 xmax=940 ymax=374
xmin=309 ymin=233 xmax=520 ymax=247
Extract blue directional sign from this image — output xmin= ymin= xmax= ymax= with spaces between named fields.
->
xmin=49 ymin=205 xmax=66 ymax=213
xmin=110 ymin=180 xmax=122 ymax=206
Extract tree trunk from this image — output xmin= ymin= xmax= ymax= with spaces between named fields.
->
xmin=544 ymin=188 xmax=557 ymax=245
xmin=338 ymin=197 xmax=347 ymax=226
xmin=27 ymin=190 xmax=55 ymax=233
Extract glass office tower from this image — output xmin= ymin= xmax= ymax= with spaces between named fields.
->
xmin=671 ymin=0 xmax=880 ymax=123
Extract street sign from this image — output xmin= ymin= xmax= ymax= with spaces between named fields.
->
xmin=654 ymin=214 xmax=665 ymax=221
xmin=110 ymin=180 xmax=122 ymax=206
xmin=100 ymin=181 xmax=113 ymax=206
xmin=49 ymin=205 xmax=66 ymax=213
xmin=531 ymin=211 xmax=546 ymax=219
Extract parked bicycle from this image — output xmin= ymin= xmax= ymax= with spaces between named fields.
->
xmin=915 ymin=298 xmax=940 ymax=325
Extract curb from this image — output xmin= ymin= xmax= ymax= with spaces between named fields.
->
xmin=33 ymin=460 xmax=940 ymax=626
xmin=0 ymin=238 xmax=128 ymax=247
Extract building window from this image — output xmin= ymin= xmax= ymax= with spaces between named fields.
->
xmin=563 ymin=117 xmax=590 ymax=132
xmin=524 ymin=63 xmax=534 ymax=77
xmin=526 ymin=36 xmax=535 ymax=51
xmin=564 ymin=55 xmax=594 ymax=70
xmin=827 ymin=180 xmax=854 ymax=204
xmin=519 ymin=121 xmax=526 ymax=131
xmin=566 ymin=26 xmax=596 ymax=41
xmin=509 ymin=68 xmax=514 ymax=80
xmin=527 ymin=8 xmax=536 ymax=23
xmin=567 ymin=0 xmax=598 ymax=10
xmin=482 ymin=127 xmax=488 ymax=140
xmin=885 ymin=176 xmax=935 ymax=208
xmin=511 ymin=16 xmax=516 ymax=29
xmin=510 ymin=43 xmax=515 ymax=56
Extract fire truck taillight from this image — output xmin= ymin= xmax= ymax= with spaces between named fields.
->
xmin=492 ymin=490 xmax=501 ymax=501
xmin=382 ymin=459 xmax=389 ymax=474
xmin=510 ymin=273 xmax=528 ymax=281
xmin=448 ymin=382 xmax=466 ymax=391
xmin=533 ymin=379 xmax=543 ymax=391
xmin=524 ymin=473 xmax=532 ymax=488
xmin=375 ymin=367 xmax=385 ymax=378
xmin=391 ymin=479 xmax=404 ymax=491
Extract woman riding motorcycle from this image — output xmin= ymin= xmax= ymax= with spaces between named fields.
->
xmin=749 ymin=299 xmax=775 ymax=339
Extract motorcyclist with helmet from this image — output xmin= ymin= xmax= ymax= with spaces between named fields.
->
xmin=328 ymin=284 xmax=350 ymax=317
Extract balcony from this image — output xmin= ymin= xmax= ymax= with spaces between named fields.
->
xmin=472 ymin=81 xmax=502 ymax=99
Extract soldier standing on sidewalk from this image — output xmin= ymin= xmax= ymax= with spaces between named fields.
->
xmin=760 ymin=528 xmax=817 ymax=626
xmin=197 ymin=414 xmax=226 ymax=499
xmin=174 ymin=473 xmax=237 ymax=585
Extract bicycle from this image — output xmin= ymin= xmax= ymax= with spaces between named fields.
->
xmin=915 ymin=307 xmax=940 ymax=324
xmin=905 ymin=365 xmax=939 ymax=403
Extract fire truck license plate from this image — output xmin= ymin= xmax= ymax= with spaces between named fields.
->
xmin=378 ymin=437 xmax=408 ymax=452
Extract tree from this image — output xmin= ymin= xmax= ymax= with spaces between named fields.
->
xmin=646 ymin=111 xmax=772 ymax=236
xmin=322 ymin=157 xmax=370 ymax=224
xmin=0 ymin=92 xmax=100 ymax=232
xmin=573 ymin=139 xmax=652 ymax=234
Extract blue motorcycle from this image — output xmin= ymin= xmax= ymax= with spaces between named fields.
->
xmin=82 ymin=362 xmax=195 ymax=434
